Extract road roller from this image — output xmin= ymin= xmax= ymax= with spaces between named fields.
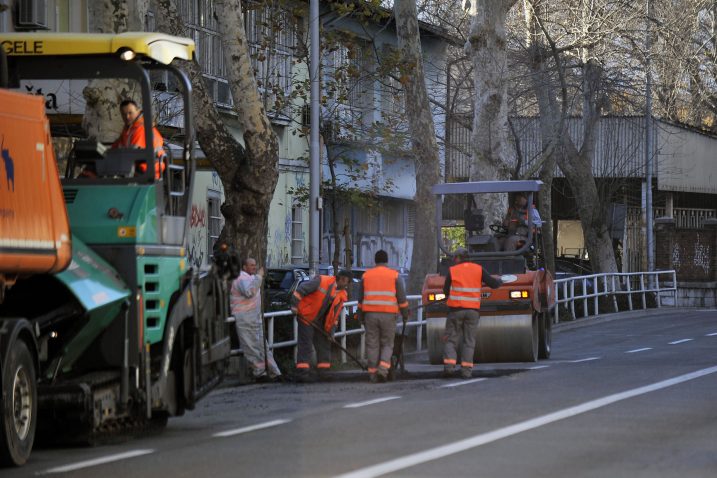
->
xmin=422 ymin=180 xmax=555 ymax=364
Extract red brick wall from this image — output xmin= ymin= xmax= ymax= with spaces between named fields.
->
xmin=656 ymin=222 xmax=716 ymax=282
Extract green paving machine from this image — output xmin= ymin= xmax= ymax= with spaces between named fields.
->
xmin=0 ymin=33 xmax=231 ymax=466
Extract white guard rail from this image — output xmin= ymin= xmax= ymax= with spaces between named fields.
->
xmin=227 ymin=295 xmax=424 ymax=364
xmin=553 ymin=270 xmax=677 ymax=323
xmin=227 ymin=270 xmax=677 ymax=364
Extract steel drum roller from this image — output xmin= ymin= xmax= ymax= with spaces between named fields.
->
xmin=426 ymin=314 xmax=538 ymax=364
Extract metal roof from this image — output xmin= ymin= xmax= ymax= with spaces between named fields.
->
xmin=432 ymin=180 xmax=544 ymax=195
xmin=0 ymin=32 xmax=194 ymax=65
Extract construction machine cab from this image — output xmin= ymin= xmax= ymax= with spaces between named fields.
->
xmin=434 ymin=180 xmax=545 ymax=274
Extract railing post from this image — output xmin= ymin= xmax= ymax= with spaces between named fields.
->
xmin=293 ymin=315 xmax=298 ymax=363
xmin=554 ymin=283 xmax=560 ymax=324
xmin=268 ymin=316 xmax=274 ymax=350
xmin=640 ymin=274 xmax=646 ymax=309
xmin=417 ymin=301 xmax=424 ymax=352
xmin=340 ymin=308 xmax=347 ymax=364
xmin=627 ymin=274 xmax=633 ymax=311
xmin=611 ymin=275 xmax=618 ymax=313
xmin=594 ymin=275 xmax=599 ymax=316
xmin=582 ymin=277 xmax=588 ymax=318
xmin=570 ymin=280 xmax=576 ymax=320
xmin=655 ymin=272 xmax=662 ymax=308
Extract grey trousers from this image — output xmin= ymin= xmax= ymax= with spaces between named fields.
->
xmin=443 ymin=309 xmax=480 ymax=368
xmin=364 ymin=312 xmax=397 ymax=376
xmin=235 ymin=313 xmax=281 ymax=378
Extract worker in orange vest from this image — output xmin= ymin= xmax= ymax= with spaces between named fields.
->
xmin=290 ymin=270 xmax=352 ymax=382
xmin=357 ymin=250 xmax=409 ymax=383
xmin=112 ymin=99 xmax=167 ymax=179
xmin=443 ymin=247 xmax=503 ymax=379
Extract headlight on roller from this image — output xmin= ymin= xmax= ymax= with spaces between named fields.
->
xmin=428 ymin=293 xmax=446 ymax=301
xmin=510 ymin=290 xmax=529 ymax=299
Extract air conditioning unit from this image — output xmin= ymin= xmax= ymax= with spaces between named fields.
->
xmin=16 ymin=0 xmax=49 ymax=30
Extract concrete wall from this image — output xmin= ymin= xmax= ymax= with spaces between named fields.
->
xmin=655 ymin=217 xmax=717 ymax=307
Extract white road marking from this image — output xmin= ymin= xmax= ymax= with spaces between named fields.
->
xmin=528 ymin=365 xmax=550 ymax=370
xmin=440 ymin=378 xmax=486 ymax=388
xmin=626 ymin=347 xmax=652 ymax=354
xmin=669 ymin=339 xmax=693 ymax=345
xmin=706 ymin=333 xmax=717 ymax=337
xmin=335 ymin=365 xmax=717 ymax=478
xmin=213 ymin=419 xmax=292 ymax=438
xmin=38 ymin=449 xmax=155 ymax=474
xmin=569 ymin=357 xmax=601 ymax=363
xmin=344 ymin=396 xmax=401 ymax=409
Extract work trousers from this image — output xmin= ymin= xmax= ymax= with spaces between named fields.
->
xmin=443 ymin=309 xmax=480 ymax=369
xmin=296 ymin=320 xmax=332 ymax=370
xmin=234 ymin=313 xmax=281 ymax=378
xmin=364 ymin=312 xmax=397 ymax=377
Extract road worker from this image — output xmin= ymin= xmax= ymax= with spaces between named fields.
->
xmin=357 ymin=250 xmax=409 ymax=383
xmin=112 ymin=99 xmax=166 ymax=178
xmin=290 ymin=270 xmax=353 ymax=382
xmin=443 ymin=247 xmax=503 ymax=379
xmin=230 ymin=257 xmax=282 ymax=382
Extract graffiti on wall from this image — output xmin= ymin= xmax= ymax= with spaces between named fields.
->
xmin=188 ymin=204 xmax=207 ymax=268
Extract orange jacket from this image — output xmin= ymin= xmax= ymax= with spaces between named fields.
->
xmin=293 ymin=275 xmax=346 ymax=329
xmin=446 ymin=262 xmax=483 ymax=309
xmin=359 ymin=265 xmax=408 ymax=314
xmin=112 ymin=113 xmax=167 ymax=178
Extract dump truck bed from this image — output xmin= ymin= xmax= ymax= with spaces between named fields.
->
xmin=0 ymin=89 xmax=71 ymax=281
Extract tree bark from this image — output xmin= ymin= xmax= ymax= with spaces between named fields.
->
xmin=465 ymin=0 xmax=518 ymax=225
xmin=155 ymin=0 xmax=279 ymax=265
xmin=83 ymin=0 xmax=148 ymax=142
xmin=394 ymin=0 xmax=441 ymax=294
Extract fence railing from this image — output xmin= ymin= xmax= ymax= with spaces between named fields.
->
xmin=228 ymin=271 xmax=677 ymax=364
xmin=227 ymin=295 xmax=424 ymax=364
xmin=553 ymin=270 xmax=677 ymax=323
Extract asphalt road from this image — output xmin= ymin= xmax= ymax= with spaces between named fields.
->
xmin=8 ymin=308 xmax=717 ymax=477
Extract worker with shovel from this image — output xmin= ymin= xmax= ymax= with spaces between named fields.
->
xmin=290 ymin=270 xmax=353 ymax=382
xmin=357 ymin=250 xmax=409 ymax=383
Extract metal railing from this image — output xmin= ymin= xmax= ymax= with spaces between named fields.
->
xmin=553 ymin=270 xmax=677 ymax=323
xmin=227 ymin=295 xmax=424 ymax=364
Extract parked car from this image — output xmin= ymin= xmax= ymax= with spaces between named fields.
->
xmin=264 ymin=266 xmax=310 ymax=312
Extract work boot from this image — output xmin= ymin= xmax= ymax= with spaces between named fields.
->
xmin=460 ymin=367 xmax=473 ymax=379
xmin=443 ymin=366 xmax=456 ymax=378
xmin=369 ymin=374 xmax=378 ymax=384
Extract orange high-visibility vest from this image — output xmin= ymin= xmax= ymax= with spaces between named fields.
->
xmin=112 ymin=114 xmax=167 ymax=179
xmin=446 ymin=262 xmax=483 ymax=309
xmin=296 ymin=275 xmax=337 ymax=324
xmin=324 ymin=288 xmax=348 ymax=332
xmin=359 ymin=265 xmax=406 ymax=313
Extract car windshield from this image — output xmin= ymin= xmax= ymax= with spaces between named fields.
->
xmin=266 ymin=270 xmax=293 ymax=290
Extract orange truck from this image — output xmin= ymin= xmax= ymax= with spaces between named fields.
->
xmin=0 ymin=87 xmax=71 ymax=466
xmin=422 ymin=180 xmax=555 ymax=364
xmin=0 ymin=89 xmax=72 ymax=296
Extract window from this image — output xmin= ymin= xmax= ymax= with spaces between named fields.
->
xmin=382 ymin=201 xmax=404 ymax=237
xmin=355 ymin=206 xmax=378 ymax=235
xmin=323 ymin=37 xmax=373 ymax=141
xmin=291 ymin=203 xmax=304 ymax=264
xmin=176 ymin=0 xmax=231 ymax=107
xmin=207 ymin=190 xmax=223 ymax=258
xmin=244 ymin=1 xmax=296 ymax=118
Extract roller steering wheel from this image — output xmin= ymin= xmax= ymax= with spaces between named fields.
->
xmin=490 ymin=224 xmax=508 ymax=235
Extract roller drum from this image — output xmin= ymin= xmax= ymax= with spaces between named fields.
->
xmin=426 ymin=314 xmax=538 ymax=364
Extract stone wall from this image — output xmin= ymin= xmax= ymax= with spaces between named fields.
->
xmin=655 ymin=217 xmax=717 ymax=307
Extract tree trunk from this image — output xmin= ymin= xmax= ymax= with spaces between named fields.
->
xmin=156 ymin=0 xmax=279 ymax=265
xmin=394 ymin=0 xmax=441 ymax=294
xmin=83 ymin=0 xmax=148 ymax=142
xmin=466 ymin=0 xmax=518 ymax=225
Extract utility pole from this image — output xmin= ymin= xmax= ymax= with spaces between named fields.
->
xmin=309 ymin=0 xmax=321 ymax=277
xmin=645 ymin=0 xmax=654 ymax=273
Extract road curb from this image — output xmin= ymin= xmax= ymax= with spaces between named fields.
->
xmin=553 ymin=307 xmax=707 ymax=332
